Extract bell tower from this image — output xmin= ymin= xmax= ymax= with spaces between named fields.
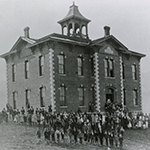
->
xmin=58 ymin=2 xmax=91 ymax=39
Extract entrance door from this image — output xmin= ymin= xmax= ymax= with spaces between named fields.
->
xmin=106 ymin=94 xmax=114 ymax=102
xmin=106 ymin=88 xmax=114 ymax=102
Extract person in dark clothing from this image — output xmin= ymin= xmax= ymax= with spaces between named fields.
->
xmin=35 ymin=108 xmax=39 ymax=115
xmin=119 ymin=126 xmax=125 ymax=148
xmin=36 ymin=127 xmax=41 ymax=144
xmin=104 ymin=129 xmax=109 ymax=147
xmin=30 ymin=106 xmax=34 ymax=115
xmin=44 ymin=128 xmax=50 ymax=144
xmin=88 ymin=102 xmax=92 ymax=112
xmin=21 ymin=107 xmax=25 ymax=115
xmin=119 ymin=133 xmax=123 ymax=148
xmin=48 ymin=105 xmax=52 ymax=114
xmin=97 ymin=122 xmax=104 ymax=146
xmin=2 ymin=108 xmax=8 ymax=123
xmin=109 ymin=130 xmax=114 ymax=148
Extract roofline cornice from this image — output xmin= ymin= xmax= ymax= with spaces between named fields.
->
xmin=27 ymin=36 xmax=90 ymax=48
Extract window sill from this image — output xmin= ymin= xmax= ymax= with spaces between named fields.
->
xmin=133 ymin=79 xmax=138 ymax=82
xmin=59 ymin=74 xmax=66 ymax=77
xmin=105 ymin=77 xmax=115 ymax=79
xmin=25 ymin=78 xmax=30 ymax=80
xmin=78 ymin=75 xmax=84 ymax=78
xmin=134 ymin=105 xmax=139 ymax=107
xmin=60 ymin=106 xmax=68 ymax=108
xmin=79 ymin=106 xmax=86 ymax=108
xmin=39 ymin=74 xmax=45 ymax=78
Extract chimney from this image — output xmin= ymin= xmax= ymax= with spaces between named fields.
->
xmin=24 ymin=27 xmax=30 ymax=38
xmin=104 ymin=26 xmax=110 ymax=37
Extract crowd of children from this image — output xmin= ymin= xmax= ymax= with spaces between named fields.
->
xmin=34 ymin=110 xmax=126 ymax=148
xmin=2 ymin=102 xmax=150 ymax=149
xmin=5 ymin=104 xmax=126 ymax=148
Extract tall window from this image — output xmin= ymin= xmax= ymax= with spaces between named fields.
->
xmin=58 ymin=54 xmax=65 ymax=74
xmin=104 ymin=59 xmax=109 ymax=77
xmin=25 ymin=89 xmax=30 ymax=108
xmin=122 ymin=63 xmax=125 ymax=79
xmin=79 ymin=86 xmax=84 ymax=106
xmin=109 ymin=59 xmax=114 ymax=77
xmin=77 ymin=57 xmax=83 ymax=76
xmin=91 ymin=86 xmax=95 ymax=102
xmin=39 ymin=55 xmax=44 ymax=76
xmin=25 ymin=60 xmax=29 ymax=79
xmin=12 ymin=64 xmax=16 ymax=82
xmin=13 ymin=92 xmax=17 ymax=109
xmin=39 ymin=87 xmax=45 ymax=107
xmin=90 ymin=57 xmax=94 ymax=76
xmin=60 ymin=85 xmax=66 ymax=106
xmin=123 ymin=88 xmax=126 ymax=106
xmin=104 ymin=59 xmax=114 ymax=77
xmin=133 ymin=89 xmax=138 ymax=106
xmin=132 ymin=64 xmax=137 ymax=80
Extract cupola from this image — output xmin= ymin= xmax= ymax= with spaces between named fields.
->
xmin=58 ymin=2 xmax=91 ymax=39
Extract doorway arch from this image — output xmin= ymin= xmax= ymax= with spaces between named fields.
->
xmin=105 ymin=87 xmax=116 ymax=103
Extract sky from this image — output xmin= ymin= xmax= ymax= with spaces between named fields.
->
xmin=0 ymin=0 xmax=150 ymax=112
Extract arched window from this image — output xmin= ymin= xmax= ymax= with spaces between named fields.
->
xmin=13 ymin=91 xmax=17 ymax=109
xmin=39 ymin=55 xmax=44 ymax=76
xmin=77 ymin=56 xmax=83 ymax=76
xmin=123 ymin=88 xmax=126 ymax=106
xmin=132 ymin=64 xmax=137 ymax=80
xmin=106 ymin=88 xmax=114 ymax=102
xmin=60 ymin=84 xmax=66 ymax=106
xmin=133 ymin=89 xmax=138 ymax=106
xmin=39 ymin=86 xmax=45 ymax=107
xmin=25 ymin=89 xmax=30 ymax=109
xmin=104 ymin=58 xmax=114 ymax=77
xmin=58 ymin=54 xmax=65 ymax=74
xmin=25 ymin=60 xmax=29 ymax=79
xmin=90 ymin=57 xmax=94 ymax=76
xmin=68 ymin=23 xmax=73 ymax=36
xmin=109 ymin=59 xmax=114 ymax=77
xmin=79 ymin=85 xmax=84 ymax=106
xmin=75 ymin=23 xmax=80 ymax=36
xmin=12 ymin=64 xmax=16 ymax=82
xmin=63 ymin=26 xmax=67 ymax=35
xmin=82 ymin=25 xmax=86 ymax=37
xmin=91 ymin=86 xmax=95 ymax=103
xmin=122 ymin=63 xmax=125 ymax=79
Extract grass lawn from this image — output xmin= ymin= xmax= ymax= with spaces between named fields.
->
xmin=0 ymin=122 xmax=150 ymax=150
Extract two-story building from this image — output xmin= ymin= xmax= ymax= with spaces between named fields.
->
xmin=0 ymin=3 xmax=145 ymax=113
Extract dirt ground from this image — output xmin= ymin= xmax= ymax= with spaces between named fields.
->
xmin=0 ymin=122 xmax=150 ymax=150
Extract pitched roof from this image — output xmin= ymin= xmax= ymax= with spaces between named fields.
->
xmin=58 ymin=3 xmax=90 ymax=24
xmin=91 ymin=35 xmax=128 ymax=50
xmin=0 ymin=37 xmax=36 ymax=58
xmin=91 ymin=35 xmax=145 ymax=57
xmin=1 ymin=30 xmax=145 ymax=58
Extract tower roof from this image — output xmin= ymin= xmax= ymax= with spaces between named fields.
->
xmin=58 ymin=3 xmax=91 ymax=24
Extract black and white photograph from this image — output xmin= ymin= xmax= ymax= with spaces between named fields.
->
xmin=0 ymin=0 xmax=150 ymax=149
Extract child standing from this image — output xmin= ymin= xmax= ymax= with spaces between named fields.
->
xmin=44 ymin=128 xmax=50 ymax=144
xmin=114 ymin=131 xmax=118 ymax=147
xmin=36 ymin=127 xmax=41 ymax=144
xmin=78 ymin=129 xmax=84 ymax=144
xmin=118 ymin=126 xmax=125 ymax=148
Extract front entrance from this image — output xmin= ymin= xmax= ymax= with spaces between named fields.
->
xmin=106 ymin=88 xmax=114 ymax=102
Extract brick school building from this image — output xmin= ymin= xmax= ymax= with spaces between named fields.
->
xmin=0 ymin=3 xmax=145 ymax=113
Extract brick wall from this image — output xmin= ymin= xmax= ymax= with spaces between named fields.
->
xmin=6 ymin=39 xmax=142 ymax=113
